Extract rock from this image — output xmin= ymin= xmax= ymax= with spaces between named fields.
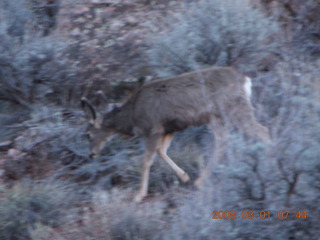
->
xmin=104 ymin=39 xmax=115 ymax=48
xmin=110 ymin=19 xmax=125 ymax=31
xmin=0 ymin=141 xmax=13 ymax=151
xmin=7 ymin=148 xmax=26 ymax=159
xmin=73 ymin=6 xmax=91 ymax=15
xmin=125 ymin=16 xmax=139 ymax=26
xmin=70 ymin=28 xmax=81 ymax=36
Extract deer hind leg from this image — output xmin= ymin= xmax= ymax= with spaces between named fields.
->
xmin=134 ymin=135 xmax=159 ymax=202
xmin=232 ymin=99 xmax=271 ymax=144
xmin=195 ymin=119 xmax=227 ymax=188
xmin=157 ymin=133 xmax=190 ymax=183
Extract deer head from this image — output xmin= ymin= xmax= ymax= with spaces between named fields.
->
xmin=81 ymin=97 xmax=119 ymax=158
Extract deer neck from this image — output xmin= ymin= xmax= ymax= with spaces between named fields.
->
xmin=107 ymin=102 xmax=135 ymax=136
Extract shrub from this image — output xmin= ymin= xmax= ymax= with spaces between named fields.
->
xmin=0 ymin=181 xmax=74 ymax=240
xmin=0 ymin=0 xmax=80 ymax=148
xmin=285 ymin=0 xmax=320 ymax=58
xmin=0 ymin=0 xmax=80 ymax=109
xmin=0 ymin=34 xmax=79 ymax=108
xmin=2 ymin=105 xmax=88 ymax=182
xmin=1 ymin=0 xmax=60 ymax=39
xmin=55 ymin=190 xmax=164 ymax=240
xmin=147 ymin=0 xmax=280 ymax=77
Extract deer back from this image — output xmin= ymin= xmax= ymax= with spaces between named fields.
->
xmin=129 ymin=67 xmax=247 ymax=136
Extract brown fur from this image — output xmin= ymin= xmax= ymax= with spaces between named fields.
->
xmin=103 ymin=67 xmax=247 ymax=135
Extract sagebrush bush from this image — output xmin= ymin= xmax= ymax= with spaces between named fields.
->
xmin=54 ymin=190 xmax=164 ymax=240
xmin=0 ymin=181 xmax=74 ymax=240
xmin=0 ymin=0 xmax=80 ymax=109
xmin=1 ymin=105 xmax=89 ymax=182
xmin=1 ymin=0 xmax=32 ymax=41
xmin=1 ymin=0 xmax=60 ymax=40
xmin=0 ymin=103 xmax=30 ymax=143
xmin=0 ymin=34 xmax=78 ymax=107
xmin=147 ymin=0 xmax=280 ymax=77
xmin=0 ymin=0 xmax=81 ymax=149
xmin=290 ymin=0 xmax=320 ymax=58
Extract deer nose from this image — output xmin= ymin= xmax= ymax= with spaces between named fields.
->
xmin=89 ymin=153 xmax=97 ymax=158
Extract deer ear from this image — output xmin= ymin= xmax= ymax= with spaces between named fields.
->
xmin=81 ymin=97 xmax=97 ymax=120
xmin=94 ymin=90 xmax=108 ymax=107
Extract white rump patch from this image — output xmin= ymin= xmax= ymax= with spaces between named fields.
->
xmin=244 ymin=76 xmax=252 ymax=100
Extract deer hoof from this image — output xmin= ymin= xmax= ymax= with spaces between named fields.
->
xmin=181 ymin=172 xmax=190 ymax=183
xmin=133 ymin=192 xmax=145 ymax=203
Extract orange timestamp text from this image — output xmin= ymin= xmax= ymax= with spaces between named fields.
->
xmin=211 ymin=210 xmax=307 ymax=220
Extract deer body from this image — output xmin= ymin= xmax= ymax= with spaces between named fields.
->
xmin=82 ymin=66 xmax=271 ymax=202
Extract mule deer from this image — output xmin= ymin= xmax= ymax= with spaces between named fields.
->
xmin=81 ymin=66 xmax=271 ymax=202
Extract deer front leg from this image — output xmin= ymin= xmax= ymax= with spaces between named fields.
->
xmin=157 ymin=133 xmax=190 ymax=182
xmin=134 ymin=135 xmax=159 ymax=202
xmin=134 ymin=150 xmax=156 ymax=202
